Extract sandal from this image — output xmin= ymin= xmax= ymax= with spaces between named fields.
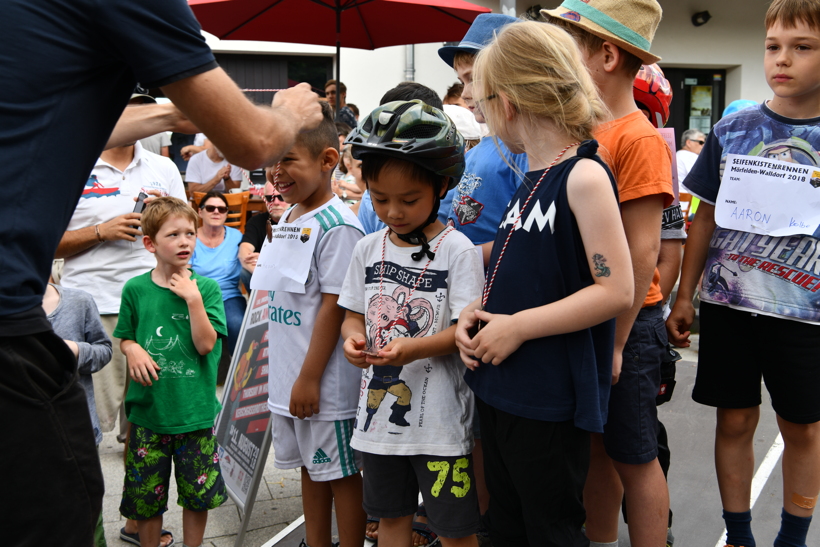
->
xmin=412 ymin=504 xmax=439 ymax=547
xmin=120 ymin=527 xmax=175 ymax=547
xmin=365 ymin=515 xmax=380 ymax=543
xmin=412 ymin=521 xmax=439 ymax=547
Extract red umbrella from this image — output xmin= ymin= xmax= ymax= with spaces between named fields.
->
xmin=188 ymin=0 xmax=491 ymax=111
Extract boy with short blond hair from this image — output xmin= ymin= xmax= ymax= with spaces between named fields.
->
xmin=669 ymin=1 xmax=820 ymax=545
xmin=543 ymin=1 xmax=674 ymax=546
xmin=116 ymin=196 xmax=228 ymax=547
xmin=254 ymin=101 xmax=366 ymax=547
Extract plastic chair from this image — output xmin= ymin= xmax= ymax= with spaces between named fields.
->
xmin=192 ymin=191 xmax=250 ymax=233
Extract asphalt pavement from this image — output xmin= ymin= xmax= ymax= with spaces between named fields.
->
xmin=98 ymin=335 xmax=818 ymax=547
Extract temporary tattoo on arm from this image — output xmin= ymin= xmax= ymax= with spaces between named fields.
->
xmin=592 ymin=253 xmax=611 ymax=277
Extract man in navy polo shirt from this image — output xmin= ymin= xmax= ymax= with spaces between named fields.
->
xmin=0 ymin=0 xmax=322 ymax=544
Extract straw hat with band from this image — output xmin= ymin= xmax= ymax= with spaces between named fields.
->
xmin=541 ymin=0 xmax=662 ymax=65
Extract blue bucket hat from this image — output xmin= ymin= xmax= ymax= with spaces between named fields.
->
xmin=438 ymin=13 xmax=519 ymax=68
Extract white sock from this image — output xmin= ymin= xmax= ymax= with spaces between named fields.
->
xmin=589 ymin=541 xmax=618 ymax=547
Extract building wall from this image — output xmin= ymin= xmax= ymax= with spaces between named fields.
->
xmin=652 ymin=0 xmax=770 ymax=104
xmin=205 ymin=0 xmax=773 ymax=118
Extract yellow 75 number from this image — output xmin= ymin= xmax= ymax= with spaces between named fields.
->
xmin=427 ymin=458 xmax=471 ymax=498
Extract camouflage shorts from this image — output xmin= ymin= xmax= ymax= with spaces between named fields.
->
xmin=120 ymin=425 xmax=227 ymax=520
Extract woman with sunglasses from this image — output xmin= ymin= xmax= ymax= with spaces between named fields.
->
xmin=191 ymin=191 xmax=246 ymax=376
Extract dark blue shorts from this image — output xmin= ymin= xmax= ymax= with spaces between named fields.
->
xmin=602 ymin=303 xmax=666 ymax=465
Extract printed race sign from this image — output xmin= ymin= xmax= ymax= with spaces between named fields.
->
xmin=215 ymin=290 xmax=271 ymax=511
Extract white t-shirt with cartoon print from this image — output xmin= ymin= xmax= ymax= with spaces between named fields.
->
xmin=337 ymin=227 xmax=484 ymax=456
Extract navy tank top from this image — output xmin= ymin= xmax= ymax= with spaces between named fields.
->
xmin=464 ymin=140 xmax=618 ymax=433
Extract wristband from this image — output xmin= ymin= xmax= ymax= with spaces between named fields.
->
xmin=95 ymin=224 xmax=104 ymax=242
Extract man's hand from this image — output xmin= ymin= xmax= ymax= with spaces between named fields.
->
xmin=99 ymin=213 xmax=143 ymax=242
xmin=181 ymin=145 xmax=201 ymax=161
xmin=169 ymin=269 xmax=201 ymax=304
xmin=218 ymin=165 xmax=232 ymax=182
xmin=272 ymin=83 xmax=323 ymax=133
xmin=125 ymin=344 xmax=161 ymax=386
xmin=343 ymin=335 xmax=369 ymax=369
xmin=290 ymin=375 xmax=321 ymax=419
xmin=364 ymin=338 xmax=419 ymax=368
xmin=241 ymin=251 xmax=259 ymax=272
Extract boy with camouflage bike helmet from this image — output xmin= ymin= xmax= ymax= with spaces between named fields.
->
xmin=339 ymin=100 xmax=485 ymax=547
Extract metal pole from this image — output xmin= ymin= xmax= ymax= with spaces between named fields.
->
xmin=404 ymin=45 xmax=415 ymax=81
xmin=334 ymin=4 xmax=341 ymax=117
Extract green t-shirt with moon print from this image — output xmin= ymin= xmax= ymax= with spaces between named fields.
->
xmin=115 ymin=269 xmax=228 ymax=434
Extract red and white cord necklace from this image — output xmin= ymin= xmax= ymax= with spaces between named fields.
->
xmin=370 ymin=226 xmax=454 ymax=351
xmin=478 ymin=142 xmax=580 ymax=313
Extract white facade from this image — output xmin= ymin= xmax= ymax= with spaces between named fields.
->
xmin=205 ymin=0 xmax=772 ymax=116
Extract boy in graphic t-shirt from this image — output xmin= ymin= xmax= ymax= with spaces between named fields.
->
xmin=339 ymin=101 xmax=484 ymax=547
xmin=115 ymin=196 xmax=228 ymax=547
xmin=669 ymin=1 xmax=820 ymax=546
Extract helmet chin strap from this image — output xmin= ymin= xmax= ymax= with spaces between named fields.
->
xmin=393 ymin=194 xmax=442 ymax=261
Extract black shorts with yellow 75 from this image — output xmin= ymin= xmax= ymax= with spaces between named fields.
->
xmin=361 ymin=451 xmax=480 ymax=539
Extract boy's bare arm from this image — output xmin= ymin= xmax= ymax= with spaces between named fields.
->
xmin=169 ymin=270 xmax=217 ymax=355
xmin=341 ymin=310 xmax=369 ymax=369
xmin=613 ymin=194 xmax=664 ymax=383
xmin=122 ymin=339 xmax=161 ymax=386
xmin=657 ymin=239 xmax=684 ymax=303
xmin=667 ymin=202 xmax=716 ymax=347
xmin=290 ymin=292 xmax=346 ymax=419
xmin=364 ymin=324 xmax=458 ymax=368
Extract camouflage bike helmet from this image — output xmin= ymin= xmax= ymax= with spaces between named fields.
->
xmin=345 ymin=100 xmax=466 ymax=261
xmin=345 ymin=99 xmax=466 ymax=189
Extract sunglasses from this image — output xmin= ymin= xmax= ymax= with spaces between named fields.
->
xmin=693 ymin=139 xmax=705 ymax=145
xmin=264 ymin=194 xmax=286 ymax=203
xmin=202 ymin=205 xmax=228 ymax=214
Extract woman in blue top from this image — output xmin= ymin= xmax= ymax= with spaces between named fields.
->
xmin=191 ymin=191 xmax=245 ymax=358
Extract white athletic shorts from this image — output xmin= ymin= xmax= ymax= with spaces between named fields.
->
xmin=271 ymin=413 xmax=361 ymax=481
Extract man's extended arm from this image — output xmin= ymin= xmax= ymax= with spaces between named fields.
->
xmin=56 ymin=213 xmax=143 ymax=259
xmin=162 ymin=68 xmax=322 ymax=170
xmin=106 ymin=103 xmax=197 ymax=150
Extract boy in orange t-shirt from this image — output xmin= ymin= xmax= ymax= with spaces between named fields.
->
xmin=544 ymin=1 xmax=674 ymax=546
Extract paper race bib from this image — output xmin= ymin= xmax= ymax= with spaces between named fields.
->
xmin=250 ymin=219 xmax=319 ymax=293
xmin=715 ymin=154 xmax=820 ymax=237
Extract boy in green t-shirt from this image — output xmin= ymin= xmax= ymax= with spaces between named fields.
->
xmin=114 ymin=196 xmax=228 ymax=547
